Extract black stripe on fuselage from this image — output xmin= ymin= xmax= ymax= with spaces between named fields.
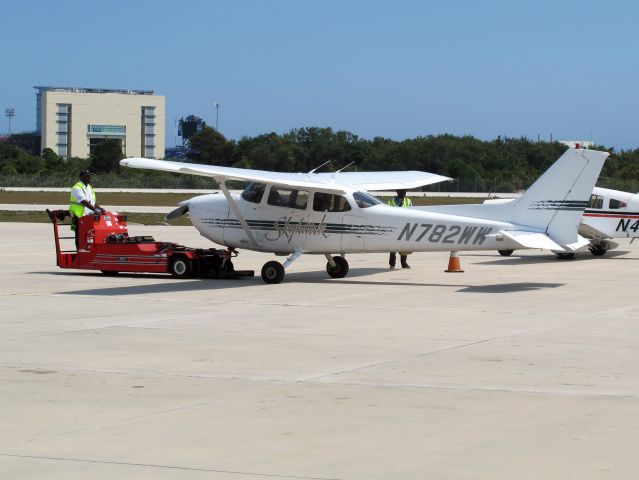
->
xmin=201 ymin=218 xmax=395 ymax=235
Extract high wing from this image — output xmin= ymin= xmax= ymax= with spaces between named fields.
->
xmin=119 ymin=157 xmax=451 ymax=192
xmin=313 ymin=171 xmax=451 ymax=191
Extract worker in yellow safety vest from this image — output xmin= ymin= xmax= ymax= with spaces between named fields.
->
xmin=69 ymin=169 xmax=104 ymax=248
xmin=388 ymin=189 xmax=412 ymax=269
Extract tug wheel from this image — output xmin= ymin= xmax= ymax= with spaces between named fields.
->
xmin=326 ymin=256 xmax=349 ymax=278
xmin=261 ymin=261 xmax=285 ymax=284
xmin=170 ymin=257 xmax=193 ymax=278
xmin=498 ymin=249 xmax=514 ymax=257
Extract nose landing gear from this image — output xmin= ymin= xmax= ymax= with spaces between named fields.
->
xmin=259 ymin=253 xmax=350 ymax=284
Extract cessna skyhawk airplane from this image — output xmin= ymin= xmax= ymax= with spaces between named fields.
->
xmin=491 ymin=186 xmax=639 ymax=258
xmin=121 ymin=148 xmax=608 ymax=283
xmin=581 ymin=187 xmax=639 ymax=254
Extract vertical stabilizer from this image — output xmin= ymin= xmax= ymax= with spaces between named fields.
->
xmin=509 ymin=148 xmax=609 ymax=246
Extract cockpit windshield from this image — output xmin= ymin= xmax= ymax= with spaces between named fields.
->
xmin=353 ymin=191 xmax=383 ymax=208
xmin=241 ymin=183 xmax=266 ymax=204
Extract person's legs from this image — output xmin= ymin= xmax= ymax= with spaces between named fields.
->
xmin=72 ymin=216 xmax=79 ymax=249
xmin=389 ymin=252 xmax=396 ymax=268
xmin=400 ymin=254 xmax=410 ymax=269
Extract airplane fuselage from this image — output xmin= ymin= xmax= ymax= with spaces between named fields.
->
xmin=187 ymin=190 xmax=516 ymax=255
xmin=582 ymin=187 xmax=639 ymax=239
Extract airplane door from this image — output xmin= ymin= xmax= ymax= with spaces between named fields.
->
xmin=260 ymin=186 xmax=311 ymax=249
xmin=341 ymin=212 xmax=366 ymax=251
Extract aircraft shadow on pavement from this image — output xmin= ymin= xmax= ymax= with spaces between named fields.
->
xmin=457 ymin=282 xmax=564 ymax=293
xmin=473 ymin=250 xmax=632 ymax=266
xmin=286 ymin=271 xmax=565 ymax=293
xmin=34 ymin=269 xmax=563 ymax=296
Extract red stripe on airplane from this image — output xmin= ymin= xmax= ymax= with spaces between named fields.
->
xmin=583 ymin=213 xmax=639 ymax=218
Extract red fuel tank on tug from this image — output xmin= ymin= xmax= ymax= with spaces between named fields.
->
xmin=77 ymin=212 xmax=130 ymax=250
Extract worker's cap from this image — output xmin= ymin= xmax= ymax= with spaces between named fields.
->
xmin=79 ymin=169 xmax=93 ymax=177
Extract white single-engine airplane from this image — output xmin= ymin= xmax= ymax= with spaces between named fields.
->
xmin=121 ymin=148 xmax=608 ymax=283
xmin=487 ymin=186 xmax=639 ymax=258
xmin=579 ymin=186 xmax=639 ymax=255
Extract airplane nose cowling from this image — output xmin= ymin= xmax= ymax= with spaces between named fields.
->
xmin=187 ymin=193 xmax=229 ymax=245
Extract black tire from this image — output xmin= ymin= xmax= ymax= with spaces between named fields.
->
xmin=498 ymin=249 xmax=514 ymax=257
xmin=101 ymin=270 xmax=119 ymax=276
xmin=326 ymin=256 xmax=349 ymax=278
xmin=261 ymin=261 xmax=285 ymax=284
xmin=556 ymin=252 xmax=576 ymax=260
xmin=170 ymin=257 xmax=192 ymax=278
xmin=590 ymin=246 xmax=607 ymax=257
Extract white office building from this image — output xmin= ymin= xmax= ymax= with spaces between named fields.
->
xmin=35 ymin=86 xmax=165 ymax=159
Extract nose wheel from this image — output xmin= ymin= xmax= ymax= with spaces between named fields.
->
xmin=326 ymin=256 xmax=349 ymax=278
xmin=261 ymin=261 xmax=285 ymax=284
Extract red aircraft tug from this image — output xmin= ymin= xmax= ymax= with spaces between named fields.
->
xmin=46 ymin=209 xmax=253 ymax=278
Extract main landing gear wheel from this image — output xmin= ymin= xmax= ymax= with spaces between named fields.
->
xmin=590 ymin=245 xmax=607 ymax=256
xmin=261 ymin=261 xmax=285 ymax=284
xmin=170 ymin=257 xmax=193 ymax=278
xmin=556 ymin=252 xmax=576 ymax=260
xmin=326 ymin=256 xmax=349 ymax=279
xmin=498 ymin=249 xmax=514 ymax=256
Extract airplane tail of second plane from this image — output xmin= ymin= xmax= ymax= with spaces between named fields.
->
xmin=505 ymin=148 xmax=609 ymax=249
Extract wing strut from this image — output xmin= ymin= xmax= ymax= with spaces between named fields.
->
xmin=218 ymin=179 xmax=260 ymax=249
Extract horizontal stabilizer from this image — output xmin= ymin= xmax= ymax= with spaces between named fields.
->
xmin=563 ymin=235 xmax=591 ymax=252
xmin=498 ymin=230 xmax=564 ymax=251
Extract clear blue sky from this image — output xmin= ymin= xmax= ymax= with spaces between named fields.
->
xmin=2 ymin=0 xmax=638 ymax=149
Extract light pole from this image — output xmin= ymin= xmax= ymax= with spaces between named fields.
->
xmin=213 ymin=102 xmax=219 ymax=130
xmin=5 ymin=108 xmax=15 ymax=135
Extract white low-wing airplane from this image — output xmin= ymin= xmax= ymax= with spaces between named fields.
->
xmin=485 ymin=186 xmax=639 ymax=258
xmin=579 ymin=186 xmax=639 ymax=255
xmin=120 ymin=148 xmax=608 ymax=283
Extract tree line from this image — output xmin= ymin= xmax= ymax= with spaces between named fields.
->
xmin=1 ymin=127 xmax=638 ymax=192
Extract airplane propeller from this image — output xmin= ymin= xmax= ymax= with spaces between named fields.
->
xmin=165 ymin=204 xmax=189 ymax=221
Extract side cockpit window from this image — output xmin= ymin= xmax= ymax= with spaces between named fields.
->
xmin=313 ymin=192 xmax=351 ymax=212
xmin=241 ymin=183 xmax=266 ymax=204
xmin=353 ymin=191 xmax=382 ymax=208
xmin=267 ymin=187 xmax=308 ymax=210
xmin=588 ymin=194 xmax=603 ymax=209
xmin=609 ymin=198 xmax=628 ymax=209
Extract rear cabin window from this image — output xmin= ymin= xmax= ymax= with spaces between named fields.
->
xmin=267 ymin=187 xmax=308 ymax=210
xmin=353 ymin=191 xmax=382 ymax=208
xmin=241 ymin=183 xmax=266 ymax=204
xmin=312 ymin=192 xmax=351 ymax=212
xmin=588 ymin=194 xmax=603 ymax=209
xmin=609 ymin=198 xmax=628 ymax=209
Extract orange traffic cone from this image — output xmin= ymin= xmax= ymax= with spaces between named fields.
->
xmin=445 ymin=251 xmax=464 ymax=273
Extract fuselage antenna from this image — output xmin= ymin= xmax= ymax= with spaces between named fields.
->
xmin=331 ymin=161 xmax=356 ymax=180
xmin=308 ymin=160 xmax=332 ymax=174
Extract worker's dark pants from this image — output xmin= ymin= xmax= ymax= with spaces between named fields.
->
xmin=389 ymin=252 xmax=408 ymax=268
xmin=72 ymin=216 xmax=79 ymax=250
